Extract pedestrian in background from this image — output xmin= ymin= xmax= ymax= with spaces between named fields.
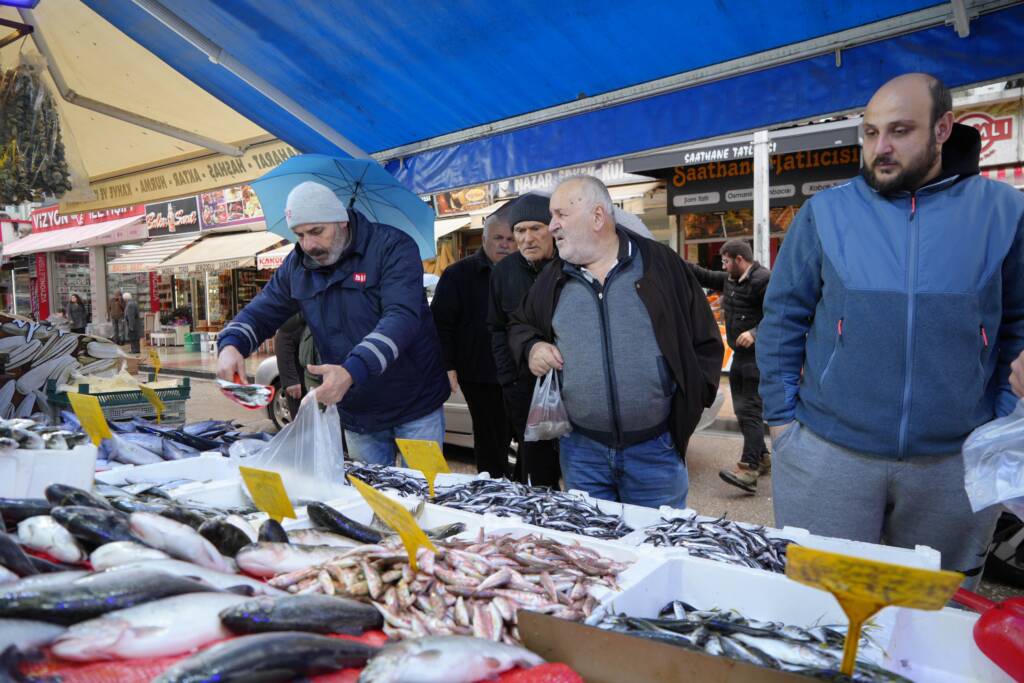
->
xmin=109 ymin=289 xmax=125 ymax=344
xmin=757 ymin=73 xmax=1024 ymax=587
xmin=488 ymin=192 xmax=561 ymax=487
xmin=123 ymin=292 xmax=141 ymax=354
xmin=65 ymin=293 xmax=88 ymax=334
xmin=510 ymin=176 xmax=722 ymax=508
xmin=686 ymin=239 xmax=771 ymax=494
xmin=275 ymin=312 xmax=308 ymax=419
xmin=431 ymin=213 xmax=516 ymax=477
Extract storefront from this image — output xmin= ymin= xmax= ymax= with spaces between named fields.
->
xmin=955 ymin=87 xmax=1023 ymax=193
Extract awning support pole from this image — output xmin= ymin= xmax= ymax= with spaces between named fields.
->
xmin=752 ymin=130 xmax=771 ymax=266
xmin=19 ymin=8 xmax=244 ymax=158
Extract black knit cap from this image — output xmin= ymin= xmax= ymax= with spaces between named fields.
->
xmin=504 ymin=192 xmax=551 ymax=228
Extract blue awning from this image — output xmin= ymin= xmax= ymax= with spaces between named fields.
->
xmin=82 ymin=1 xmax=1024 ymax=193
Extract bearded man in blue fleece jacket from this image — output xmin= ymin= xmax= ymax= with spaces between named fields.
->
xmin=757 ymin=73 xmax=1024 ymax=588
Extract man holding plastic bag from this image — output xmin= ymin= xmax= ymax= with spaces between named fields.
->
xmin=217 ymin=181 xmax=449 ymax=466
xmin=509 ymin=176 xmax=722 ymax=508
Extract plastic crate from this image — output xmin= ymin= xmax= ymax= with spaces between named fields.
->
xmin=46 ymin=377 xmax=190 ymax=423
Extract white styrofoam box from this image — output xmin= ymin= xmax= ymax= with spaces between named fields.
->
xmin=568 ymin=490 xmax=684 ymax=535
xmin=0 ymin=444 xmax=97 ymax=498
xmin=95 ymin=453 xmax=238 ymax=485
xmin=172 ymin=478 xmax=250 ymax=508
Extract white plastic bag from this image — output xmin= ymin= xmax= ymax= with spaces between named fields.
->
xmin=241 ymin=389 xmax=347 ymax=501
xmin=523 ymin=370 xmax=571 ymax=442
xmin=964 ymin=398 xmax=1024 ymax=516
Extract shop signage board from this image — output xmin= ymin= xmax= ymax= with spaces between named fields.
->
xmin=435 ymin=185 xmax=492 ymax=215
xmin=59 ymin=139 xmax=301 ymax=215
xmin=34 ymin=253 xmax=49 ymax=320
xmin=30 ymin=205 xmax=145 ymax=233
xmin=500 ymin=158 xmax=651 ymax=197
xmin=198 ymin=184 xmax=264 ymax=230
xmin=955 ymin=98 xmax=1021 ymax=166
xmin=667 ymin=145 xmax=861 ymax=214
xmin=145 ymin=197 xmax=201 ymax=238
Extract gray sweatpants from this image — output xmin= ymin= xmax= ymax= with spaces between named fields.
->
xmin=772 ymin=422 xmax=999 ymax=589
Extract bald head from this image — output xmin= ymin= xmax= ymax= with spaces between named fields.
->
xmin=861 ymin=73 xmax=954 ymax=195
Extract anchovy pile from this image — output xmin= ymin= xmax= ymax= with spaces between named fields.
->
xmin=347 ymin=462 xmax=429 ymax=497
xmin=433 ymin=479 xmax=633 ymax=540
xmin=269 ymin=531 xmax=629 ymax=644
xmin=598 ymin=600 xmax=908 ymax=682
xmin=641 ymin=515 xmax=793 ymax=572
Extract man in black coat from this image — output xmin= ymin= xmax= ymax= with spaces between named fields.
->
xmin=686 ymin=239 xmax=772 ymax=494
xmin=430 ymin=215 xmax=516 ymax=476
xmin=488 ymin=192 xmax=560 ymax=487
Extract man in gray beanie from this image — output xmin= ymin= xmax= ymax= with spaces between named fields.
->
xmin=217 ymin=180 xmax=449 ymax=466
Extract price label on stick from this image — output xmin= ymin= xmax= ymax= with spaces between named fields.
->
xmin=396 ymin=438 xmax=450 ymax=497
xmin=239 ymin=466 xmax=297 ymax=522
xmin=139 ymin=385 xmax=164 ymax=424
xmin=149 ymin=348 xmax=161 ymax=379
xmin=66 ymin=392 xmax=113 ymax=446
xmin=348 ymin=475 xmax=436 ymax=571
xmin=786 ymin=545 xmax=962 ymax=675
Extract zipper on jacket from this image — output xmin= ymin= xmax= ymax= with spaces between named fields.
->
xmin=897 ymin=193 xmax=920 ymax=458
xmin=596 ymin=286 xmax=624 ymax=447
xmin=820 ymin=318 xmax=844 ymax=384
xmin=980 ymin=325 xmax=989 ymax=348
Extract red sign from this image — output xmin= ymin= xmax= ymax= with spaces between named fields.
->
xmin=958 ymin=112 xmax=1013 ymax=159
xmin=30 ymin=205 xmax=145 ymax=233
xmin=35 ymin=253 xmax=49 ymax=320
xmin=353 ymin=272 xmax=367 ymax=284
xmin=149 ymin=272 xmax=160 ymax=313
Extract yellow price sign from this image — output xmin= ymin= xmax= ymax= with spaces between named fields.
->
xmin=396 ymin=438 xmax=450 ymax=497
xmin=66 ymin=392 xmax=113 ymax=446
xmin=348 ymin=475 xmax=436 ymax=571
xmin=148 ymin=348 xmax=161 ymax=379
xmin=786 ymin=545 xmax=962 ymax=675
xmin=239 ymin=466 xmax=297 ymax=522
xmin=139 ymin=385 xmax=164 ymax=424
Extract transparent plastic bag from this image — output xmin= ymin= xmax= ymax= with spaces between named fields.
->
xmin=523 ymin=369 xmax=571 ymax=442
xmin=241 ymin=389 xmax=347 ymax=502
xmin=964 ymin=398 xmax=1024 ymax=516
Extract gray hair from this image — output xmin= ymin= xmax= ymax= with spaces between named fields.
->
xmin=556 ymin=175 xmax=614 ymax=219
xmin=483 ymin=213 xmax=511 ymax=239
xmin=122 ymin=292 xmax=132 ymax=301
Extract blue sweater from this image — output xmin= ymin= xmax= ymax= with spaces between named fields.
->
xmin=218 ymin=211 xmax=448 ymax=433
xmin=758 ymin=136 xmax=1024 ymax=459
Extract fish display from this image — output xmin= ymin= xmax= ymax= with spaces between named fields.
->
xmin=88 ymin=541 xmax=170 ymax=570
xmin=307 ymin=502 xmax=385 ymax=544
xmin=216 ymin=378 xmax=274 ymax=409
xmin=49 ymin=505 xmax=136 ymax=548
xmin=597 ymin=601 xmax=909 ymax=682
xmin=345 ymin=462 xmax=430 ymax=497
xmin=0 ymin=417 xmax=88 ymax=450
xmin=127 ymin=512 xmax=235 ymax=573
xmin=268 ymin=531 xmax=628 ymax=644
xmin=0 ymin=499 xmax=52 ymax=529
xmin=258 ymin=519 xmax=289 ymax=543
xmin=198 ymin=518 xmax=253 ymax=557
xmin=16 ymin=516 xmax=86 ymax=564
xmin=220 ymin=594 xmax=383 ymax=635
xmin=0 ymin=533 xmax=38 ymax=577
xmin=103 ymin=560 xmax=283 ymax=596
xmin=359 ymin=635 xmax=545 ymax=683
xmin=152 ymin=631 xmax=378 ymax=683
xmin=43 ymin=484 xmax=114 ymax=511
xmin=0 ymin=618 xmax=66 ymax=654
xmin=639 ymin=515 xmax=794 ymax=572
xmin=235 ymin=542 xmax=357 ymax=578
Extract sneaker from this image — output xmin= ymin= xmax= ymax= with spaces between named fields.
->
xmin=757 ymin=452 xmax=771 ymax=475
xmin=719 ymin=463 xmax=759 ymax=494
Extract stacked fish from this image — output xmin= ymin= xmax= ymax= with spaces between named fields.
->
xmin=94 ymin=416 xmax=272 ymax=467
xmin=267 ymin=530 xmax=629 ymax=645
xmin=0 ymin=416 xmax=88 ymax=451
xmin=597 ymin=600 xmax=908 ymax=682
xmin=640 ymin=514 xmax=793 ymax=572
xmin=346 ymin=462 xmax=430 ymax=497
xmin=217 ymin=378 xmax=274 ymax=408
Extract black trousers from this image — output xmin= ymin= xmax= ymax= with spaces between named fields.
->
xmin=129 ymin=336 xmax=140 ymax=354
xmin=729 ymin=353 xmax=768 ymax=466
xmin=503 ymin=378 xmax=561 ymax=488
xmin=459 ymin=380 xmax=512 ymax=479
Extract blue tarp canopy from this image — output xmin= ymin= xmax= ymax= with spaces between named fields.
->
xmin=84 ymin=1 xmax=1024 ymax=193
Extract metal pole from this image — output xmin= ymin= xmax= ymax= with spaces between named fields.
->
xmin=752 ymin=130 xmax=771 ymax=265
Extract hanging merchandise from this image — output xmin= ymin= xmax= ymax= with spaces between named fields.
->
xmin=0 ymin=53 xmax=72 ymax=204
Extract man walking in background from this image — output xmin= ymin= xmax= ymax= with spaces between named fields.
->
xmin=109 ymin=289 xmax=125 ymax=344
xmin=686 ymin=239 xmax=771 ymax=494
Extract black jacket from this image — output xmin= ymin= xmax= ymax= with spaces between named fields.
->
xmin=508 ymin=231 xmax=723 ymax=457
xmin=430 ymin=249 xmax=500 ymax=384
xmin=686 ymin=261 xmax=770 ymax=354
xmin=487 ymin=251 xmax=553 ymax=387
xmin=274 ymin=313 xmax=305 ymax=389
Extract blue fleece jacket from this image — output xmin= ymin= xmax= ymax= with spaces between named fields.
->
xmin=758 ymin=132 xmax=1024 ymax=459
xmin=217 ymin=210 xmax=448 ymax=433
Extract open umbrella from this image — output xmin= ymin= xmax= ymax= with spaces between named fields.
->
xmin=251 ymin=154 xmax=437 ymax=259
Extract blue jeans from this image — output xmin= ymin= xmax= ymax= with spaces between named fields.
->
xmin=559 ymin=430 xmax=688 ymax=509
xmin=345 ymin=407 xmax=445 ymax=467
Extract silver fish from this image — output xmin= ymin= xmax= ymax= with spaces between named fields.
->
xmin=101 ymin=559 xmax=283 ymax=596
xmin=359 ymin=635 xmax=544 ymax=683
xmin=235 ymin=542 xmax=350 ymax=578
xmin=0 ymin=618 xmax=67 ymax=652
xmin=17 ymin=515 xmax=87 ymax=564
xmin=89 ymin=541 xmax=171 ymax=570
xmin=128 ymin=512 xmax=235 ymax=573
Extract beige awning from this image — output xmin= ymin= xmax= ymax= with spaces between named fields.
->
xmin=434 ymin=216 xmax=472 ymax=240
xmin=256 ymin=243 xmax=296 ymax=270
xmin=156 ymin=232 xmax=285 ymax=274
xmin=108 ymin=233 xmax=203 ymax=273
xmin=3 ymin=215 xmax=146 ymax=257
xmin=608 ymin=182 xmax=662 ymax=201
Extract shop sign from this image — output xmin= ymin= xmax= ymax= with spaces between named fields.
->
xmin=145 ymin=197 xmax=201 ymax=238
xmin=149 ymin=272 xmax=160 ymax=313
xmin=501 ymin=158 xmax=650 ymax=197
xmin=34 ymin=253 xmax=49 ymax=320
xmin=434 ymin=185 xmax=492 ymax=216
xmin=59 ymin=139 xmax=300 ymax=215
xmin=667 ymin=146 xmax=861 ymax=214
xmin=955 ymin=99 xmax=1021 ymax=166
xmin=199 ymin=184 xmax=264 ymax=230
xmin=30 ymin=204 xmax=145 ymax=233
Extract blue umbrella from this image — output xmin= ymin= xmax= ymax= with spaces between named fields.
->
xmin=251 ymin=154 xmax=436 ymax=259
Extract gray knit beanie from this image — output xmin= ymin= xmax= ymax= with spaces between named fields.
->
xmin=285 ymin=181 xmax=348 ymax=229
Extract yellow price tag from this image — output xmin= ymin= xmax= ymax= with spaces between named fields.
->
xmin=348 ymin=475 xmax=436 ymax=571
xmin=786 ymin=545 xmax=962 ymax=675
xmin=239 ymin=466 xmax=297 ymax=522
xmin=396 ymin=438 xmax=450 ymax=497
xmin=139 ymin=385 xmax=164 ymax=424
xmin=66 ymin=392 xmax=113 ymax=446
xmin=148 ymin=348 xmax=161 ymax=379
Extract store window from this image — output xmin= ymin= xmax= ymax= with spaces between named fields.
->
xmin=104 ymin=245 xmax=151 ymax=313
xmin=54 ymin=251 xmax=91 ymax=319
xmin=682 ymin=206 xmax=799 ymax=268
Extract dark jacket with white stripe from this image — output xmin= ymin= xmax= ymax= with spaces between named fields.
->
xmin=218 ymin=210 xmax=449 ymax=433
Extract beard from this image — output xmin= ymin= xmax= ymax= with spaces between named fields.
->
xmin=861 ymin=133 xmax=941 ymax=195
xmin=306 ymin=228 xmax=349 ymax=266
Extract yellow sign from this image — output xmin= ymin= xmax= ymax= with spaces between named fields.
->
xmin=396 ymin=438 xmax=450 ymax=497
xmin=66 ymin=392 xmax=113 ymax=446
xmin=139 ymin=385 xmax=164 ymax=424
xmin=348 ymin=475 xmax=436 ymax=571
xmin=786 ymin=545 xmax=962 ymax=675
xmin=239 ymin=466 xmax=297 ymax=522
xmin=149 ymin=348 xmax=161 ymax=379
